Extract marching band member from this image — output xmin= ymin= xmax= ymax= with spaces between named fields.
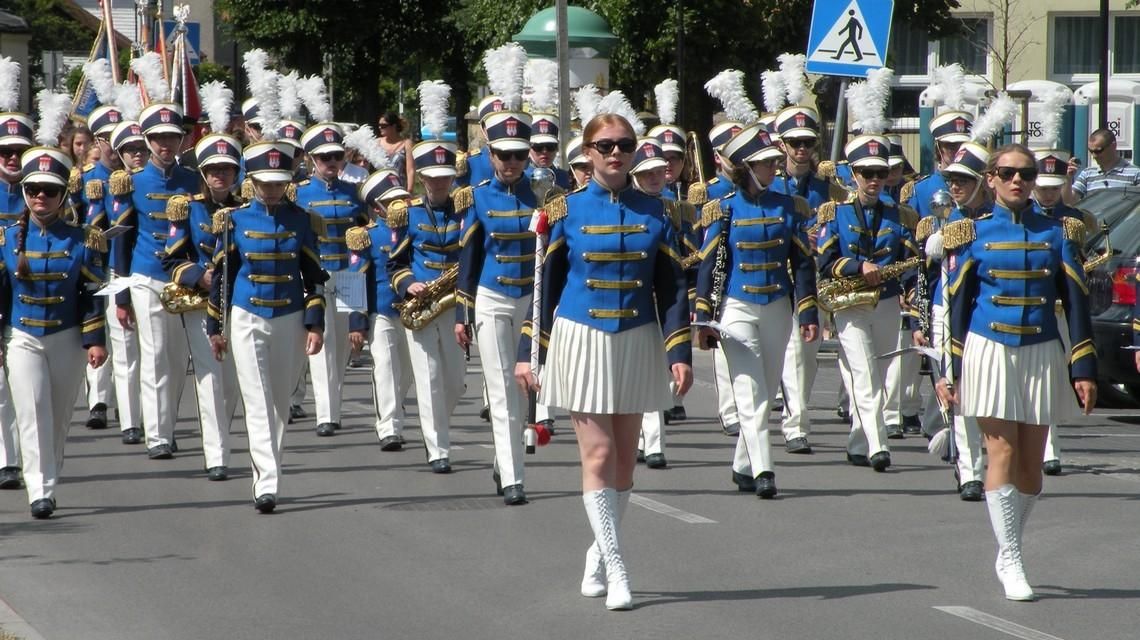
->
xmin=456 ymin=96 xmax=506 ymax=189
xmin=884 ymin=135 xmax=917 ymax=205
xmin=457 ymin=44 xmax=529 ymax=188
xmin=347 ymin=170 xmax=413 ymax=452
xmin=1 ymin=139 xmax=107 ymax=519
xmin=387 ymin=102 xmax=466 ymax=474
xmin=770 ymin=105 xmax=847 ymax=454
xmin=936 ymin=143 xmax=1096 ymax=601
xmin=695 ymin=124 xmax=818 ymax=497
xmin=294 ymin=123 xmax=366 ymax=437
xmin=566 ymin=136 xmax=591 ymax=188
xmin=904 ymin=110 xmax=973 ymax=217
xmin=207 ymin=140 xmax=329 ymax=513
xmin=817 ymin=135 xmax=921 ymax=472
xmin=515 ymin=109 xmax=692 ymax=611
xmin=161 ymin=91 xmax=242 ymax=481
xmin=528 ymin=116 xmax=571 ymax=191
xmin=109 ymin=103 xmax=197 ymax=460
xmin=455 ymin=111 xmax=538 ymax=505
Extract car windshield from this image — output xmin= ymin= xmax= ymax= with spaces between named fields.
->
xmin=1080 ymin=188 xmax=1140 ymax=253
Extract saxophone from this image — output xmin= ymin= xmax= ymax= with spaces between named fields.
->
xmin=395 ymin=263 xmax=459 ymax=330
xmin=160 ymin=282 xmax=208 ymax=314
xmin=818 ymin=256 xmax=923 ymax=313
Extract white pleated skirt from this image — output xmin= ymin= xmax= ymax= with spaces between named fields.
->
xmin=960 ymin=333 xmax=1077 ymax=425
xmin=539 ymin=317 xmax=673 ymax=414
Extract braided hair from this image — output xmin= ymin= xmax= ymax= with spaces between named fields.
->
xmin=15 ymin=207 xmax=30 ymax=278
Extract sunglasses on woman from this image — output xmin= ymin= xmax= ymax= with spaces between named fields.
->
xmin=531 ymin=144 xmax=558 ymax=153
xmin=587 ymin=138 xmax=637 ymax=155
xmin=24 ymin=184 xmax=63 ymax=198
xmin=493 ymin=149 xmax=529 ymax=162
xmin=784 ymin=138 xmax=815 ymax=150
xmin=857 ymin=168 xmax=889 ymax=180
xmin=315 ymin=152 xmax=345 ymax=162
xmin=992 ymin=167 xmax=1038 ymax=182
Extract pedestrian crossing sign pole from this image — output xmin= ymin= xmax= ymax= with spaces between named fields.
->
xmin=805 ymin=0 xmax=894 ymax=78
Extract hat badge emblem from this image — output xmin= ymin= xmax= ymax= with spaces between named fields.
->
xmin=1044 ymin=158 xmax=1056 ymax=173
xmin=216 ymin=141 xmax=229 ymax=155
xmin=37 ymin=156 xmax=51 ymax=172
xmin=109 ymin=112 xmax=120 ymax=123
xmin=731 ymin=126 xmax=742 ymax=137
xmin=268 ymin=150 xmax=281 ymax=168
xmin=434 ymin=147 xmax=446 ymax=164
xmin=663 ymin=131 xmax=674 ymax=143
xmin=5 ymin=121 xmax=16 ymax=135
xmin=285 ymin=125 xmax=296 ymax=137
xmin=160 ymin=109 xmax=171 ymax=123
xmin=324 ymin=130 xmax=334 ymax=142
xmin=795 ymin=114 xmax=806 ymax=128
xmin=759 ymin=132 xmax=771 ymax=146
xmin=538 ymin=121 xmax=549 ymax=133
xmin=868 ymin=140 xmax=880 ymax=155
xmin=954 ymin=148 xmax=967 ymax=162
xmin=643 ymin=144 xmax=655 ymax=157
xmin=955 ymin=118 xmax=966 ymax=133
xmin=131 ymin=125 xmax=142 ymax=135
xmin=492 ymin=99 xmax=504 ymax=112
xmin=506 ymin=119 xmax=518 ymax=137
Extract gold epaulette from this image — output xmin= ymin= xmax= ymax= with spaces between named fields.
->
xmin=85 ymin=179 xmax=104 ymax=201
xmin=456 ymin=150 xmax=468 ymax=177
xmin=828 ymin=181 xmax=852 ymax=203
xmin=82 ymin=162 xmax=95 ymax=172
xmin=817 ymin=160 xmax=836 ymax=178
xmin=816 ymin=200 xmax=837 ymax=226
xmin=700 ymin=199 xmax=723 ymax=228
xmin=452 ymin=185 xmax=474 ymax=213
xmin=345 ymin=226 xmax=371 ymax=251
xmin=166 ymin=194 xmax=191 ymax=221
xmin=212 ymin=207 xmax=234 ymax=234
xmin=387 ymin=200 xmax=409 ymax=228
xmin=792 ymin=195 xmax=812 ymax=220
xmin=545 ymin=193 xmax=568 ymax=224
xmin=83 ymin=225 xmax=107 ymax=252
xmin=687 ymin=181 xmax=708 ymax=206
xmin=240 ymin=178 xmax=254 ymax=201
xmin=286 ymin=182 xmax=298 ymax=202
xmin=662 ymin=200 xmax=683 ymax=231
xmin=308 ymin=211 xmax=327 ymax=236
xmin=915 ymin=216 xmax=935 ymax=242
xmin=68 ymin=166 xmax=82 ymax=195
xmin=898 ymin=204 xmax=919 ymax=230
xmin=1063 ymin=216 xmax=1086 ymax=243
xmin=899 ymin=179 xmax=915 ymax=205
xmin=676 ymin=200 xmax=697 ymax=225
xmin=0 ymin=229 xmax=6 ymax=246
xmin=942 ymin=218 xmax=975 ymax=250
xmin=109 ymin=170 xmax=133 ymax=196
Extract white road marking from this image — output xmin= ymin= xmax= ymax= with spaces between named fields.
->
xmin=630 ymin=494 xmax=716 ymax=524
xmin=1063 ymin=433 xmax=1140 ymax=437
xmin=934 ymin=606 xmax=1066 ymax=640
xmin=0 ymin=593 xmax=46 ymax=640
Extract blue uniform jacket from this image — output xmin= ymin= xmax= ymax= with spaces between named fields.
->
xmin=694 ymin=189 xmax=818 ymax=327
xmin=0 ymin=219 xmax=106 ymax=346
xmin=294 ymin=176 xmax=367 ymax=273
xmin=906 ymin=173 xmax=949 ymax=218
xmin=74 ymin=162 xmax=115 ymax=228
xmin=347 ymin=217 xmax=403 ymax=334
xmin=516 ymin=179 xmax=692 ymax=367
xmin=386 ymin=196 xmax=463 ymax=299
xmin=162 ymin=192 xmax=240 ymax=291
xmin=206 ymin=198 xmax=329 ymax=335
xmin=0 ymin=180 xmax=27 ymax=227
xmin=944 ymin=205 xmax=1096 ymax=381
xmin=456 ymin=147 xmax=493 ymax=188
xmin=916 ymin=201 xmax=994 ymax=316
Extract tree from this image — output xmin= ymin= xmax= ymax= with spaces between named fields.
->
xmin=0 ymin=0 xmax=93 ymax=87
xmin=972 ymin=0 xmax=1036 ymax=89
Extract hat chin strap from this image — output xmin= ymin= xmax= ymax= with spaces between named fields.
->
xmin=0 ymin=164 xmax=20 ymax=180
xmin=747 ymin=167 xmax=768 ymax=194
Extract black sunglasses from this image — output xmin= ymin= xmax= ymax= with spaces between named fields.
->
xmin=858 ymin=168 xmax=889 ymax=180
xmin=24 ymin=184 xmax=63 ymax=198
xmin=992 ymin=166 xmax=1038 ymax=182
xmin=0 ymin=148 xmax=23 ymax=158
xmin=493 ymin=149 xmax=529 ymax=162
xmin=315 ymin=152 xmax=345 ymax=162
xmin=785 ymin=138 xmax=815 ymax=149
xmin=1088 ymin=146 xmax=1106 ymax=154
xmin=120 ymin=145 xmax=148 ymax=154
xmin=945 ymin=174 xmax=976 ymax=186
xmin=588 ymin=138 xmax=637 ymax=155
xmin=377 ymin=122 xmax=392 ymax=129
xmin=531 ymin=143 xmax=558 ymax=153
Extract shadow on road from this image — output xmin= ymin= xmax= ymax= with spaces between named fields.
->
xmin=635 ymin=582 xmax=935 ymax=608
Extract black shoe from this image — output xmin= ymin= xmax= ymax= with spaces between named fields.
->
xmin=1042 ymin=459 xmax=1062 ymax=476
xmin=837 ymin=406 xmax=851 ymax=421
xmin=785 ymin=437 xmax=812 ymax=454
xmin=636 ymin=449 xmax=646 ymax=463
xmin=885 ymin=424 xmax=904 ymax=439
xmin=86 ymin=403 xmax=108 ymax=429
xmin=959 ymin=480 xmax=984 ymax=501
xmin=207 ymin=466 xmax=228 ymax=482
xmin=254 ymin=494 xmax=276 ymax=513
xmin=902 ymin=414 xmax=922 ymax=435
xmin=721 ymin=421 xmax=740 ymax=437
xmin=663 ymin=405 xmax=687 ymax=424
xmin=771 ymin=397 xmax=784 ymax=413
xmin=379 ymin=435 xmax=403 ymax=452
xmin=30 ymin=498 xmax=55 ymax=519
xmin=147 ymin=444 xmax=173 ymax=460
xmin=645 ymin=453 xmax=667 ymax=469
xmin=316 ymin=422 xmax=337 ymax=437
xmin=870 ymin=451 xmax=891 ymax=472
xmin=121 ymin=427 xmax=143 ymax=445
xmin=289 ymin=405 xmax=307 ymax=423
xmin=0 ymin=466 xmax=22 ymax=490
xmin=846 ymin=453 xmax=870 ymax=467
xmin=503 ymin=484 xmax=528 ymax=506
xmin=170 ymin=437 xmax=178 ymax=453
xmin=732 ymin=471 xmax=756 ymax=492
xmin=430 ymin=458 xmax=452 ymax=474
xmin=755 ymin=471 xmax=777 ymax=499
xmin=398 ymin=435 xmax=407 ymax=445
xmin=480 ymin=405 xmax=491 ymax=421
xmin=492 ymin=470 xmax=503 ymax=496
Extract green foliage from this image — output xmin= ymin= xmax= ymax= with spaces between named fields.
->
xmin=0 ymin=0 xmax=94 ymax=83
xmin=195 ymin=61 xmax=232 ymax=87
xmin=64 ymin=64 xmax=83 ymax=94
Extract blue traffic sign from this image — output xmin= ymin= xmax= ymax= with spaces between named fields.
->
xmin=805 ymin=0 xmax=894 ymax=78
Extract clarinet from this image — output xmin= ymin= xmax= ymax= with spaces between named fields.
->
xmin=709 ymin=207 xmax=730 ymax=322
xmin=915 ymin=263 xmax=931 ymax=340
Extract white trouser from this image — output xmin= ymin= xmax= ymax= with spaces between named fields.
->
xmin=106 ymin=302 xmax=141 ymax=432
xmin=308 ymin=289 xmax=351 ymax=424
xmin=406 ymin=313 xmax=465 ymax=462
xmin=1044 ymin=310 xmax=1068 ymax=462
xmin=84 ymin=351 xmax=113 ymax=409
xmin=0 ymin=363 xmax=18 ymax=469
xmin=475 ymin=287 xmax=528 ymax=487
xmin=882 ymin=321 xmax=912 ymax=427
xmin=713 ymin=346 xmax=739 ymax=426
xmin=231 ymin=308 xmax=306 ymax=498
xmin=919 ymin=303 xmax=984 ymax=481
xmin=720 ymin=298 xmax=791 ymax=478
xmin=640 ymin=379 xmax=679 ymax=455
xmin=369 ymin=313 xmax=413 ymax=439
xmin=291 ymin=360 xmax=308 ymax=407
xmin=182 ymin=309 xmax=238 ymax=468
xmin=835 ymin=302 xmax=897 ymax=457
xmin=922 ymin=303 xmax=949 ymax=432
xmin=779 ymin=310 xmax=820 ymax=440
xmin=6 ymin=328 xmax=86 ymax=503
xmin=484 ymin=378 xmax=552 ymax=422
xmin=132 ymin=276 xmax=189 ymax=447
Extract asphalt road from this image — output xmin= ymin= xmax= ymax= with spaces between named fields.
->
xmin=0 ymin=348 xmax=1138 ymax=640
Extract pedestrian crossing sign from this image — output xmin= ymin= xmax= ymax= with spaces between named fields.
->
xmin=805 ymin=0 xmax=894 ymax=78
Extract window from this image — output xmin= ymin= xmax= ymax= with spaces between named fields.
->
xmin=1054 ymin=16 xmax=1100 ymax=76
xmin=885 ymin=16 xmax=990 ymax=121
xmin=888 ymin=21 xmax=929 ymax=77
xmin=1115 ymin=16 xmax=1140 ymax=74
xmin=940 ymin=18 xmax=988 ymax=75
xmin=1050 ymin=14 xmax=1140 ymax=81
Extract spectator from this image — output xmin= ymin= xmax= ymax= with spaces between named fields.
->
xmin=1064 ymin=128 xmax=1140 ymax=204
xmin=61 ymin=125 xmax=95 ymax=166
xmin=377 ymin=111 xmax=415 ymax=192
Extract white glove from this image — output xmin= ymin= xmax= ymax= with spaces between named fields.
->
xmin=925 ymin=230 xmax=944 ymax=261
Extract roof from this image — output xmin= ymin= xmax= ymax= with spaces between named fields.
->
xmin=0 ymin=10 xmax=30 ymax=33
xmin=58 ymin=0 xmax=132 ymax=49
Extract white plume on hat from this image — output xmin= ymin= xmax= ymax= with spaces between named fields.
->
xmin=199 ymin=80 xmax=233 ymax=134
xmin=482 ymin=42 xmax=528 ymax=111
xmin=597 ymin=90 xmax=645 ymax=135
xmin=114 ymin=82 xmax=143 ymax=120
xmin=343 ymin=125 xmax=391 ymax=170
xmin=761 ymin=69 xmax=786 ymax=114
xmin=654 ymin=79 xmax=679 ymax=126
xmin=574 ymin=84 xmax=602 ymax=125
xmin=928 ymin=63 xmax=967 ymax=111
xmin=130 ymin=52 xmax=170 ymax=102
xmin=35 ymin=90 xmax=72 ymax=146
xmin=778 ymin=53 xmax=809 ymax=106
xmin=705 ymin=69 xmax=758 ymax=125
xmin=243 ymin=49 xmax=280 ymax=140
xmin=0 ymin=56 xmax=20 ymax=112
xmin=418 ymin=79 xmax=452 ymax=141
xmin=1038 ymin=85 xmax=1073 ymax=149
xmin=970 ymin=92 xmax=1018 ymax=144
xmin=298 ymin=75 xmax=332 ymax=123
xmin=83 ymin=58 xmax=117 ymax=105
xmin=525 ymin=59 xmax=558 ymax=113
xmin=845 ymin=67 xmax=894 ymax=135
xmin=277 ymin=71 xmax=303 ymax=122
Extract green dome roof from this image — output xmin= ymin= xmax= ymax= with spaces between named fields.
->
xmin=513 ymin=6 xmax=618 ymax=57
